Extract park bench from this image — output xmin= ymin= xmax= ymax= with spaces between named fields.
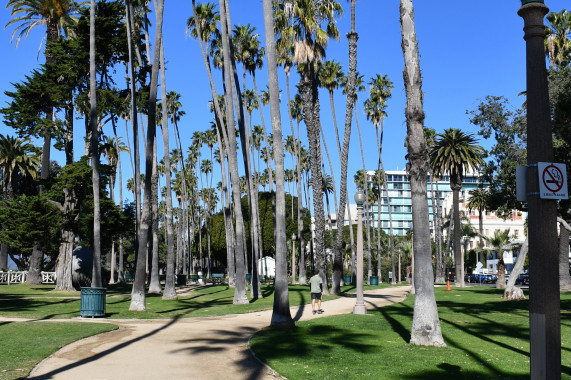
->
xmin=211 ymin=273 xmax=225 ymax=284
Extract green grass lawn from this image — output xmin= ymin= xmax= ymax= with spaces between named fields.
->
xmin=250 ymin=287 xmax=571 ymax=380
xmin=0 ymin=282 xmax=387 ymax=320
xmin=0 ymin=322 xmax=117 ymax=380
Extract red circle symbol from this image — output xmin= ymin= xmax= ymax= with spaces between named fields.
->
xmin=542 ymin=165 xmax=564 ymax=193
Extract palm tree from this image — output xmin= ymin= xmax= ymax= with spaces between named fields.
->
xmin=6 ymin=0 xmax=83 ymax=183
xmin=275 ymin=0 xmax=343 ymax=292
xmin=364 ymin=73 xmax=396 ymax=284
xmin=87 ymin=0 xmax=102 ymax=289
xmin=217 ymin=0 xmax=249 ymax=304
xmin=482 ymin=229 xmax=511 ymax=290
xmin=400 ymin=0 xmax=445 ymax=347
xmin=545 ymin=10 xmax=571 ymax=68
xmin=0 ymin=135 xmax=39 ymax=199
xmin=466 ymin=187 xmax=489 ymax=264
xmin=424 ymin=127 xmax=445 ymax=283
xmin=263 ymin=0 xmax=293 ymax=328
xmin=317 ymin=59 xmax=345 ymax=154
xmin=461 ymin=221 xmax=478 ymax=273
xmin=100 ymin=136 xmax=127 ymax=284
xmin=288 ymin=95 xmax=306 ymax=284
xmin=430 ymin=128 xmax=485 ymax=287
xmin=159 ymin=40 xmax=177 ymax=300
xmin=130 ymin=0 xmax=165 ymax=311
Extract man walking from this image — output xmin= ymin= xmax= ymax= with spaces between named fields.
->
xmin=309 ymin=270 xmax=324 ymax=315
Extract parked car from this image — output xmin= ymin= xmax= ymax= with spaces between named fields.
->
xmin=516 ymin=271 xmax=529 ymax=285
xmin=469 ymin=273 xmax=496 ymax=283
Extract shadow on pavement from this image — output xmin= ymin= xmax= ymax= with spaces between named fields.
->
xmin=28 ymin=316 xmax=181 ymax=380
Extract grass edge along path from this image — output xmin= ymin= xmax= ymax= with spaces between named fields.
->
xmin=0 ymin=321 xmax=117 ymax=380
xmin=250 ymin=287 xmax=571 ymax=380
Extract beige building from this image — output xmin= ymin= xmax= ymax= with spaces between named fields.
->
xmin=441 ymin=191 xmax=526 ymax=274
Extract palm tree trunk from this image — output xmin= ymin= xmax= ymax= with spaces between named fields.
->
xmin=263 ymin=0 xmax=293 ymax=327
xmin=376 ymin=121 xmax=396 ymax=284
xmin=148 ymin=139 xmax=162 ymax=294
xmin=400 ymin=0 xmax=445 ymax=347
xmin=130 ymin=0 xmax=165 ymax=311
xmin=300 ymin=66 xmax=328 ymax=293
xmin=89 ymin=0 xmax=102 ymax=288
xmin=217 ymin=0 xmax=248 ymax=304
xmin=159 ymin=40 xmax=177 ymax=300
xmin=125 ymin=0 xmax=141 ymax=252
xmin=452 ymin=186 xmax=464 ymax=287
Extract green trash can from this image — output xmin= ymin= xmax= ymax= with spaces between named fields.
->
xmin=344 ymin=275 xmax=352 ymax=284
xmin=176 ymin=274 xmax=187 ymax=286
xmin=80 ymin=287 xmax=106 ymax=317
xmin=370 ymin=276 xmax=379 ymax=286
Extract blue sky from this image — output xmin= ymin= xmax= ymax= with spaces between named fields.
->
xmin=0 ymin=0 xmax=568 ymax=210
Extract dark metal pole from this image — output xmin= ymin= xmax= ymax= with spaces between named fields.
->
xmin=518 ymin=2 xmax=561 ymax=379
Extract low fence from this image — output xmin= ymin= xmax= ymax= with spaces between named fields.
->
xmin=0 ymin=271 xmax=56 ymax=285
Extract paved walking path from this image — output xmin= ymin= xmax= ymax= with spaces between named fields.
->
xmin=12 ymin=286 xmax=410 ymax=380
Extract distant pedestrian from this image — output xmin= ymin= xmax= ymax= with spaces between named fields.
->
xmin=309 ymin=270 xmax=323 ymax=315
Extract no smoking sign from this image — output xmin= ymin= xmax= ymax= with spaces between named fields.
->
xmin=538 ymin=162 xmax=568 ymax=200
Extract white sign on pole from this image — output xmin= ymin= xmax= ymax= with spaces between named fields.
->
xmin=538 ymin=162 xmax=568 ymax=200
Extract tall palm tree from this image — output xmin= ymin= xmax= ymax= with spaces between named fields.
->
xmin=275 ymin=0 xmax=343 ymax=292
xmin=364 ymin=73 xmax=396 ymax=284
xmin=6 ymin=0 xmax=83 ymax=183
xmin=400 ymin=0 xmax=445 ymax=347
xmin=331 ymin=0 xmax=357 ymax=295
xmin=263 ymin=0 xmax=293 ymax=328
xmin=217 ymin=0 xmax=249 ymax=304
xmin=159 ymin=39 xmax=177 ymax=300
xmin=430 ymin=128 xmax=485 ymax=287
xmin=130 ymin=0 xmax=165 ymax=311
xmin=545 ymin=10 xmax=571 ymax=68
xmin=87 ymin=0 xmax=102 ymax=288
xmin=289 ymin=95 xmax=306 ymax=283
xmin=100 ymin=136 xmax=127 ymax=284
xmin=423 ymin=127 xmax=445 ymax=283
xmin=483 ymin=229 xmax=511 ymax=290
xmin=466 ymin=186 xmax=489 ymax=264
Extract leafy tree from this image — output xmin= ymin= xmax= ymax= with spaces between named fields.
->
xmin=6 ymin=0 xmax=84 ymax=179
xmin=0 ymin=194 xmax=61 ymax=283
xmin=467 ymin=95 xmax=526 ymax=218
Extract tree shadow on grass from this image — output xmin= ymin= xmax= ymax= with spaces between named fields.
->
xmin=375 ymin=301 xmax=413 ymax=343
xmin=251 ymin=322 xmax=377 ymax=363
xmin=0 ymin=297 xmax=81 ymax=319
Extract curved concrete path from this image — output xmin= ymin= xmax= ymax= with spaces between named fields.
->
xmin=18 ymin=286 xmax=410 ymax=380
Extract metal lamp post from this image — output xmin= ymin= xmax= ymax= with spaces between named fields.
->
xmin=518 ymin=1 xmax=561 ymax=379
xmin=354 ymin=189 xmax=366 ymax=314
